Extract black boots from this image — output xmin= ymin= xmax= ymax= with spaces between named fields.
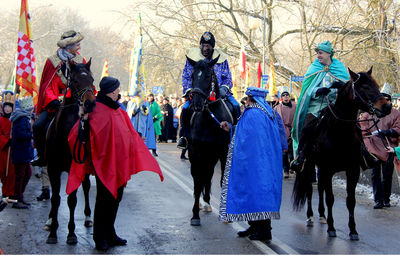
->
xmin=37 ymin=188 xmax=50 ymax=201
xmin=239 ymin=220 xmax=272 ymax=241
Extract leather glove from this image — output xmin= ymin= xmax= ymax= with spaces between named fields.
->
xmin=315 ymin=88 xmax=331 ymax=97
xmin=46 ymin=99 xmax=61 ymax=111
xmin=378 ymin=129 xmax=399 ymax=138
xmin=142 ymin=105 xmax=147 ymax=113
xmin=153 ymin=117 xmax=157 ymax=123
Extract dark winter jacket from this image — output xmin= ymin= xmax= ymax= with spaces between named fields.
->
xmin=10 ymin=109 xmax=33 ymax=164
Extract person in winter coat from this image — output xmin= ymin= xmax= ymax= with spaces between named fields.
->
xmin=0 ymin=91 xmax=16 ymax=200
xmin=10 ymin=96 xmax=34 ymax=209
xmin=147 ymin=93 xmax=163 ymax=156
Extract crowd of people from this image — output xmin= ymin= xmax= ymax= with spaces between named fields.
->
xmin=1 ymin=28 xmax=400 ymax=251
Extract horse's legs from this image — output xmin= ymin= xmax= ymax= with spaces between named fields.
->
xmin=66 ymin=190 xmax=78 ymax=245
xmin=46 ymin=167 xmax=61 ymax=244
xmin=322 ymin=173 xmax=336 ymax=237
xmin=317 ymin=171 xmax=327 ymax=224
xmin=202 ymin=158 xmax=218 ymax=213
xmin=190 ymin=164 xmax=202 ymax=226
xmin=306 ymin=188 xmax=314 ymax=227
xmin=346 ymin=168 xmax=360 ymax=240
xmin=82 ymin=174 xmax=93 ymax=227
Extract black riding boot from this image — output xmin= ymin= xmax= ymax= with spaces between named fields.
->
xmin=290 ymin=113 xmax=318 ymax=173
xmin=37 ymin=188 xmax=50 ymax=201
xmin=248 ymin=220 xmax=272 ymax=240
xmin=32 ymin=111 xmax=53 ymax=167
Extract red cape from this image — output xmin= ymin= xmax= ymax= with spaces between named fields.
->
xmin=0 ymin=117 xmax=15 ymax=197
xmin=66 ymin=102 xmax=163 ymax=198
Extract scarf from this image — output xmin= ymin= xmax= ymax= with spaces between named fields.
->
xmin=10 ymin=108 xmax=31 ymax=123
xmin=96 ymin=92 xmax=120 ymax=110
xmin=57 ymin=48 xmax=76 ymax=61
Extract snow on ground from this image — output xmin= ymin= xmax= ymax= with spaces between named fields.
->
xmin=332 ymin=176 xmax=400 ymax=207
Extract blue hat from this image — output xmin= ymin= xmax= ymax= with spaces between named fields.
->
xmin=315 ymin=41 xmax=334 ymax=56
xmin=99 ymin=77 xmax=120 ymax=94
xmin=246 ymin=87 xmax=269 ymax=98
xmin=200 ymin=32 xmax=215 ymax=48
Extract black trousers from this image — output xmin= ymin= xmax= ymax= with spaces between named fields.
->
xmin=371 ymin=153 xmax=394 ymax=203
xmin=93 ymin=175 xmax=124 ymax=243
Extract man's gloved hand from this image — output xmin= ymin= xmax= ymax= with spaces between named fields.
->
xmin=2 ymin=139 xmax=11 ymax=150
xmin=153 ymin=117 xmax=157 ymax=123
xmin=46 ymin=99 xmax=61 ymax=111
xmin=142 ymin=105 xmax=147 ymax=113
xmin=219 ymin=85 xmax=229 ymax=97
xmin=315 ymin=87 xmax=331 ymax=97
xmin=378 ymin=129 xmax=399 ymax=138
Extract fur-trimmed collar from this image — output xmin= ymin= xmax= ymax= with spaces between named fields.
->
xmin=96 ymin=92 xmax=120 ymax=110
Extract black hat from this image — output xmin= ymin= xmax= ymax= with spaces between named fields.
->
xmin=200 ymin=32 xmax=215 ymax=48
xmin=99 ymin=77 xmax=120 ymax=94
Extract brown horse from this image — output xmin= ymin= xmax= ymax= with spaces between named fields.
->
xmin=45 ymin=60 xmax=96 ymax=244
xmin=292 ymin=67 xmax=391 ymax=240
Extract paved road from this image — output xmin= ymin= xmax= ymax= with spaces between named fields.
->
xmin=1 ymin=143 xmax=400 ymax=254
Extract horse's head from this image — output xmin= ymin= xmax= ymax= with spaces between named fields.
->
xmin=69 ymin=59 xmax=96 ymax=116
xmin=349 ymin=67 xmax=392 ymax=118
xmin=187 ymin=55 xmax=220 ymax=112
xmin=332 ymin=67 xmax=391 ymax=118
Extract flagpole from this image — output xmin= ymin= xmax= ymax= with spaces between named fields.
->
xmin=262 ymin=8 xmax=266 ymax=74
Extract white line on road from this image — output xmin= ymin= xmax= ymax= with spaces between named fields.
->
xmin=157 ymin=158 xmax=292 ymax=255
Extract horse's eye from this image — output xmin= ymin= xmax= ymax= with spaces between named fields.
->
xmin=81 ymin=72 xmax=87 ymax=76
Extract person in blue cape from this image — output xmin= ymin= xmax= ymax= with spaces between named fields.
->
xmin=127 ymin=89 xmax=157 ymax=152
xmin=291 ymin=41 xmax=349 ymax=172
xmin=219 ymin=87 xmax=287 ymax=241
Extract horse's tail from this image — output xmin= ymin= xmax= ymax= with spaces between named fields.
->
xmin=291 ymin=161 xmax=313 ymax=211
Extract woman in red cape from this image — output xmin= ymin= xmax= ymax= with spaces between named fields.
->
xmin=66 ymin=77 xmax=163 ymax=251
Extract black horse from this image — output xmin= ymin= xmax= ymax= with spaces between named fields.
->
xmin=292 ymin=67 xmax=391 ymax=240
xmin=185 ymin=56 xmax=237 ymax=226
xmin=44 ymin=60 xmax=96 ymax=244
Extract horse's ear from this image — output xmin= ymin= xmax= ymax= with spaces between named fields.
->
xmin=186 ymin=55 xmax=197 ymax=67
xmin=69 ymin=62 xmax=76 ymax=72
xmin=85 ymin=58 xmax=92 ymax=70
xmin=348 ymin=68 xmax=358 ymax=81
xmin=208 ymin=55 xmax=220 ymax=68
xmin=367 ymin=66 xmax=373 ymax=75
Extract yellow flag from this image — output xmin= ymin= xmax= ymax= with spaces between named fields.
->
xmin=16 ymin=0 xmax=38 ymax=105
xmin=245 ymin=66 xmax=250 ymax=88
xmin=231 ymin=65 xmax=238 ymax=99
xmin=267 ymin=61 xmax=277 ymax=99
xmin=100 ymin=58 xmax=109 ymax=79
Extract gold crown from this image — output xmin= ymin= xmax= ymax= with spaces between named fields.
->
xmin=2 ymin=91 xmax=15 ymax=105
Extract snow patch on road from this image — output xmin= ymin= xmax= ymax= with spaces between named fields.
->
xmin=332 ymin=176 xmax=400 ymax=206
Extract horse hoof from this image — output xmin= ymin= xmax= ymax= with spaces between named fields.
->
xmin=43 ymin=218 xmax=52 ymax=231
xmin=67 ymin=235 xmax=78 ymax=245
xmin=84 ymin=216 xmax=93 ymax=227
xmin=319 ymin=217 xmax=327 ymax=224
xmin=306 ymin=218 xmax=314 ymax=227
xmin=199 ymin=203 xmax=203 ymax=210
xmin=328 ymin=231 xmax=336 ymax=237
xmin=46 ymin=236 xmax=58 ymax=244
xmin=203 ymin=204 xmax=212 ymax=212
xmin=190 ymin=218 xmax=201 ymax=226
xmin=349 ymin=234 xmax=359 ymax=241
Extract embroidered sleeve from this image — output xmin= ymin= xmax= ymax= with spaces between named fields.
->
xmin=218 ymin=60 xmax=232 ymax=89
xmin=182 ymin=60 xmax=193 ymax=94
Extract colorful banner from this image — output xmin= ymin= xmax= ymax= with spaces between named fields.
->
xmin=128 ymin=13 xmax=146 ymax=103
xmin=257 ymin=61 xmax=262 ymax=88
xmin=239 ymin=40 xmax=246 ymax=79
xmin=100 ymin=58 xmax=109 ymax=79
xmin=16 ymin=0 xmax=38 ymax=104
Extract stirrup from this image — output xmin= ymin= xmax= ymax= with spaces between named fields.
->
xmin=177 ymin=137 xmax=188 ymax=150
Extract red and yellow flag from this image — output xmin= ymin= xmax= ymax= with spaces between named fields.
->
xmin=101 ymin=58 xmax=109 ymax=79
xmin=16 ymin=0 xmax=38 ymax=105
xmin=245 ymin=65 xmax=250 ymax=88
xmin=267 ymin=61 xmax=277 ymax=99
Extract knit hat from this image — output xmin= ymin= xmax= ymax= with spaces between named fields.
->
xmin=315 ymin=40 xmax=334 ymax=56
xmin=18 ymin=96 xmax=34 ymax=111
xmin=200 ymin=32 xmax=215 ymax=48
xmin=280 ymin=86 xmax=290 ymax=96
xmin=99 ymin=77 xmax=120 ymax=94
xmin=57 ymin=30 xmax=84 ymax=48
xmin=381 ymin=83 xmax=393 ymax=99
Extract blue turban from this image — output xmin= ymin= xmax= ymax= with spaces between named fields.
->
xmin=315 ymin=40 xmax=334 ymax=57
xmin=245 ymin=87 xmax=274 ymax=117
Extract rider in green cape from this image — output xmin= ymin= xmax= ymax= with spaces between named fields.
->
xmin=291 ymin=41 xmax=349 ymax=171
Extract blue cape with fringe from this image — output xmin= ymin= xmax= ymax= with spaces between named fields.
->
xmin=219 ymin=103 xmax=285 ymax=222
